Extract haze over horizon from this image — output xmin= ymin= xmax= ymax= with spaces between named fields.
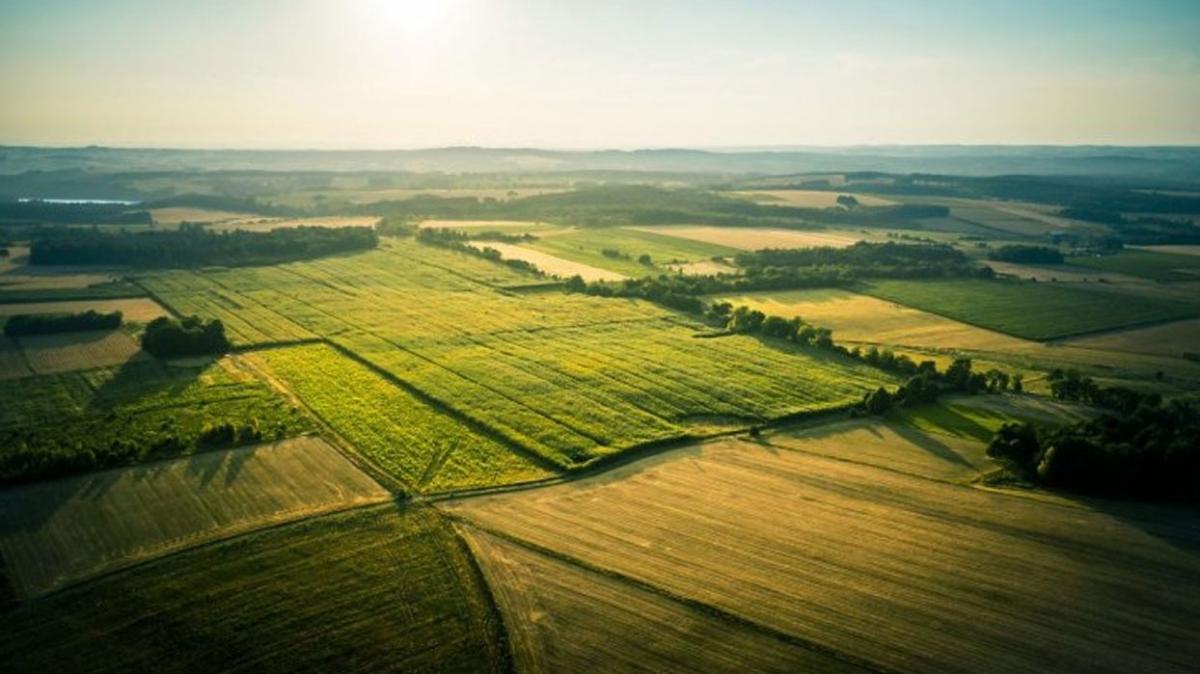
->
xmin=2 ymin=0 xmax=1199 ymax=150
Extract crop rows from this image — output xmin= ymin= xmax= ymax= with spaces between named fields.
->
xmin=249 ymin=344 xmax=555 ymax=492
xmin=139 ymin=239 xmax=893 ymax=474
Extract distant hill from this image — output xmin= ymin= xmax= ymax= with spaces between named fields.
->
xmin=3 ymin=145 xmax=1200 ymax=179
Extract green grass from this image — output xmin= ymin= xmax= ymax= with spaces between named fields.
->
xmin=141 ymin=238 xmax=894 ymax=471
xmin=250 ymin=344 xmax=556 ymax=493
xmin=0 ymin=357 xmax=311 ymax=483
xmin=1067 ymin=250 xmax=1200 ymax=282
xmin=0 ymin=505 xmax=509 ymax=673
xmin=0 ymin=280 xmax=145 ymax=304
xmin=526 ymin=227 xmax=739 ymax=276
xmin=888 ymin=395 xmax=1096 ymax=442
xmin=860 ymin=278 xmax=1199 ymax=340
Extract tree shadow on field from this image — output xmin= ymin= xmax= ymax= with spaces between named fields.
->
xmin=1044 ymin=489 xmax=1200 ymax=558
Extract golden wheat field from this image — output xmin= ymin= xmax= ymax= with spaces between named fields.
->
xmin=446 ymin=424 xmax=1200 ymax=674
xmin=0 ymin=297 xmax=167 ymax=322
xmin=0 ymin=435 xmax=389 ymax=597
xmin=466 ymin=241 xmax=628 ymax=281
xmin=459 ymin=527 xmax=861 ymax=674
xmin=733 ymin=189 xmax=897 ymax=208
xmin=629 ymin=225 xmax=861 ymax=250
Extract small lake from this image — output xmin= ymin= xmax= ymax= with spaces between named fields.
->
xmin=18 ymin=197 xmax=141 ymax=205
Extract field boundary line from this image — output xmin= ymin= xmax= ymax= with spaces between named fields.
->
xmin=448 ymin=521 xmax=517 ymax=674
xmin=320 ymin=339 xmax=569 ymax=475
xmin=448 ymin=518 xmax=896 ymax=674
xmin=125 ymin=277 xmax=183 ymax=318
xmin=233 ymin=351 xmax=413 ymax=496
xmin=423 ymin=405 xmax=859 ymax=504
xmin=11 ymin=497 xmax=401 ymax=605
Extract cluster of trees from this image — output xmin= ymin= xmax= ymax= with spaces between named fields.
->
xmin=706 ymin=303 xmax=835 ymax=347
xmin=988 ymin=381 xmax=1198 ymax=500
xmin=196 ymin=421 xmax=265 ymax=448
xmin=0 ymin=199 xmax=151 ymax=225
xmin=29 ymin=224 xmax=378 ymax=267
xmin=416 ymin=227 xmax=546 ymax=276
xmin=736 ymin=241 xmax=978 ymax=276
xmin=987 ymin=245 xmax=1065 ymax=264
xmin=859 ymin=357 xmax=1019 ymax=415
xmin=3 ymin=310 xmax=122 ymax=336
xmin=140 ymin=316 xmax=231 ymax=358
xmin=469 ymin=230 xmax=538 ymax=243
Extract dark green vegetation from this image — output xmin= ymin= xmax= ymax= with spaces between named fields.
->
xmin=0 ymin=358 xmax=309 ymax=483
xmin=860 ymin=278 xmax=1199 ymax=340
xmin=3 ymin=310 xmax=122 ymax=336
xmin=0 ymin=505 xmax=509 ymax=673
xmin=989 ymin=372 xmax=1199 ymax=500
xmin=0 ymin=199 xmax=152 ymax=226
xmin=140 ymin=316 xmax=231 ymax=358
xmin=29 ymin=223 xmax=377 ymax=267
xmin=1068 ymin=249 xmax=1200 ymax=282
xmin=988 ymin=245 xmax=1065 ymax=264
xmin=0 ymin=280 xmax=145 ymax=304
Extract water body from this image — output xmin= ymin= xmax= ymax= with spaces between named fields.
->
xmin=18 ymin=197 xmax=141 ymax=205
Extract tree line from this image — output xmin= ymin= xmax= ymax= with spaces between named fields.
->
xmin=415 ymin=227 xmax=545 ymax=276
xmin=988 ymin=372 xmax=1198 ymax=501
xmin=567 ymin=242 xmax=992 ymax=309
xmin=4 ymin=310 xmax=122 ymax=336
xmin=0 ymin=200 xmax=151 ymax=226
xmin=987 ymin=245 xmax=1065 ymax=264
xmin=29 ymin=223 xmax=378 ymax=268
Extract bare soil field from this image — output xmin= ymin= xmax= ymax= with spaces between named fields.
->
xmin=147 ymin=207 xmax=257 ymax=225
xmin=466 ymin=241 xmax=627 ymax=282
xmin=1061 ymin=318 xmax=1200 ymax=357
xmin=419 ymin=219 xmax=563 ymax=231
xmin=733 ymin=190 xmax=896 ymax=208
xmin=460 ymin=527 xmax=862 ymax=674
xmin=0 ymin=435 xmax=389 ymax=597
xmin=629 ymin=225 xmax=861 ymax=250
xmin=0 ymin=297 xmax=167 ymax=322
xmin=17 ymin=329 xmax=147 ymax=375
xmin=665 ymin=259 xmax=737 ymax=276
xmin=209 ymin=215 xmax=381 ymax=232
xmin=447 ymin=428 xmax=1200 ymax=674
xmin=1132 ymin=244 xmax=1200 ymax=257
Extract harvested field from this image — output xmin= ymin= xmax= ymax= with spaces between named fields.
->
xmin=628 ymin=225 xmax=861 ymax=250
xmin=0 ymin=506 xmax=507 ymax=673
xmin=208 ymin=215 xmax=380 ymax=232
xmin=985 ymin=260 xmax=1146 ymax=284
xmin=467 ymin=241 xmax=627 ymax=281
xmin=733 ymin=189 xmax=895 ymax=208
xmin=666 ymin=259 xmax=736 ymax=275
xmin=1132 ymin=244 xmax=1200 ymax=257
xmin=460 ymin=527 xmax=860 ymax=674
xmin=18 ymin=329 xmax=147 ymax=375
xmin=526 ymin=227 xmax=738 ymax=277
xmin=447 ymin=426 xmax=1200 ymax=674
xmin=0 ymin=435 xmax=388 ymax=597
xmin=1060 ymin=318 xmax=1200 ymax=357
xmin=420 ymin=219 xmax=562 ymax=231
xmin=0 ymin=297 xmax=166 ymax=322
xmin=147 ymin=207 xmax=256 ymax=225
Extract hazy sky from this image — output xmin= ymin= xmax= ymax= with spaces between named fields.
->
xmin=2 ymin=0 xmax=1198 ymax=148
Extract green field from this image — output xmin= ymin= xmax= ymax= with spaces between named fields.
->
xmin=526 ymin=226 xmax=739 ymax=276
xmin=142 ymin=239 xmax=894 ymax=470
xmin=249 ymin=344 xmax=556 ymax=493
xmin=0 ymin=505 xmax=508 ymax=673
xmin=1068 ymin=250 xmax=1200 ymax=282
xmin=860 ymin=278 xmax=1199 ymax=340
xmin=0 ymin=357 xmax=311 ymax=483
xmin=0 ymin=436 xmax=389 ymax=597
